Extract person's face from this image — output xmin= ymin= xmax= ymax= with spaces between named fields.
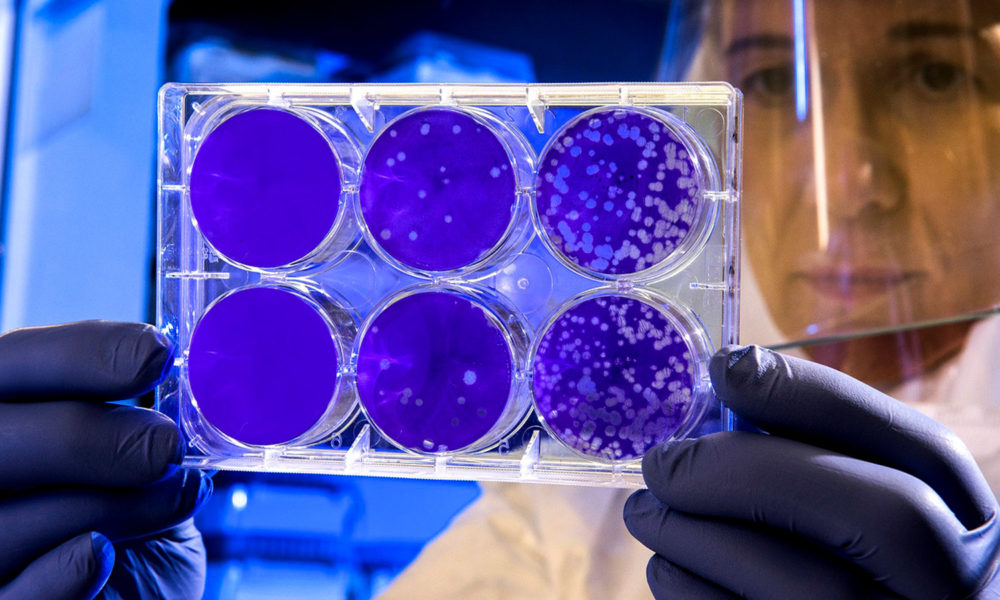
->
xmin=719 ymin=0 xmax=1000 ymax=350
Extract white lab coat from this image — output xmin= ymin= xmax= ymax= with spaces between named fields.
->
xmin=897 ymin=314 xmax=1000 ymax=497
xmin=377 ymin=480 xmax=644 ymax=600
xmin=379 ymin=267 xmax=1000 ymax=600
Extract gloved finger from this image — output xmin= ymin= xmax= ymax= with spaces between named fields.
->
xmin=102 ymin=519 xmax=205 ymax=600
xmin=0 ymin=469 xmax=212 ymax=582
xmin=0 ymin=402 xmax=182 ymax=489
xmin=0 ymin=532 xmax=114 ymax=600
xmin=711 ymin=345 xmax=995 ymax=529
xmin=0 ymin=321 xmax=173 ymax=401
xmin=641 ymin=433 xmax=985 ymax=600
xmin=624 ymin=489 xmax=898 ymax=600
xmin=645 ymin=555 xmax=740 ymax=600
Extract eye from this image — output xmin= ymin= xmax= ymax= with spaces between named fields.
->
xmin=741 ymin=65 xmax=795 ymax=105
xmin=913 ymin=61 xmax=967 ymax=94
xmin=901 ymin=57 xmax=984 ymax=102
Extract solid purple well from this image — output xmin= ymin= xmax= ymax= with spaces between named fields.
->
xmin=190 ymin=108 xmax=342 ymax=269
xmin=531 ymin=295 xmax=695 ymax=460
xmin=536 ymin=108 xmax=703 ymax=276
xmin=357 ymin=290 xmax=514 ymax=453
xmin=359 ymin=108 xmax=518 ymax=272
xmin=188 ymin=287 xmax=341 ymax=446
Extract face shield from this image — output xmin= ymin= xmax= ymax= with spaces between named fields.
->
xmin=660 ymin=0 xmax=1000 ymax=389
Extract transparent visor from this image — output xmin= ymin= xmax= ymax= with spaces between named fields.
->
xmin=660 ymin=0 xmax=1000 ymax=388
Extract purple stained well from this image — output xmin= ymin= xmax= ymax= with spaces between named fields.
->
xmin=359 ymin=108 xmax=518 ymax=273
xmin=536 ymin=108 xmax=703 ymax=276
xmin=532 ymin=295 xmax=696 ymax=461
xmin=188 ymin=287 xmax=342 ymax=446
xmin=190 ymin=108 xmax=343 ymax=269
xmin=357 ymin=290 xmax=515 ymax=453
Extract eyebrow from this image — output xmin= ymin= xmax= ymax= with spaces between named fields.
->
xmin=887 ymin=20 xmax=978 ymax=40
xmin=725 ymin=21 xmax=979 ymax=56
xmin=725 ymin=34 xmax=793 ymax=56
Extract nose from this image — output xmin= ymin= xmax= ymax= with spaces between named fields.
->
xmin=824 ymin=135 xmax=907 ymax=221
xmin=810 ymin=68 xmax=908 ymax=222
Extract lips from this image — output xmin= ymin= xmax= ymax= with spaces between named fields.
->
xmin=792 ymin=266 xmax=923 ymax=300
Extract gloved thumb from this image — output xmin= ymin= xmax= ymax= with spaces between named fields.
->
xmin=0 ymin=532 xmax=114 ymax=600
xmin=709 ymin=344 xmax=997 ymax=530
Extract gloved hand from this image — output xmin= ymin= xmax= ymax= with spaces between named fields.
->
xmin=0 ymin=321 xmax=211 ymax=600
xmin=624 ymin=345 xmax=1000 ymax=600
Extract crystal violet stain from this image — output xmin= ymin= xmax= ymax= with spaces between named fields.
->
xmin=190 ymin=109 xmax=342 ymax=269
xmin=359 ymin=108 xmax=518 ymax=273
xmin=531 ymin=295 xmax=695 ymax=460
xmin=536 ymin=108 xmax=702 ymax=276
xmin=188 ymin=287 xmax=342 ymax=446
xmin=357 ymin=290 xmax=514 ymax=453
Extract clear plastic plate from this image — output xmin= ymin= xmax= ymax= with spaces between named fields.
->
xmin=157 ymin=82 xmax=742 ymax=487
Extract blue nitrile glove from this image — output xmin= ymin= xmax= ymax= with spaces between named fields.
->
xmin=0 ymin=321 xmax=211 ymax=600
xmin=624 ymin=345 xmax=1000 ymax=600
